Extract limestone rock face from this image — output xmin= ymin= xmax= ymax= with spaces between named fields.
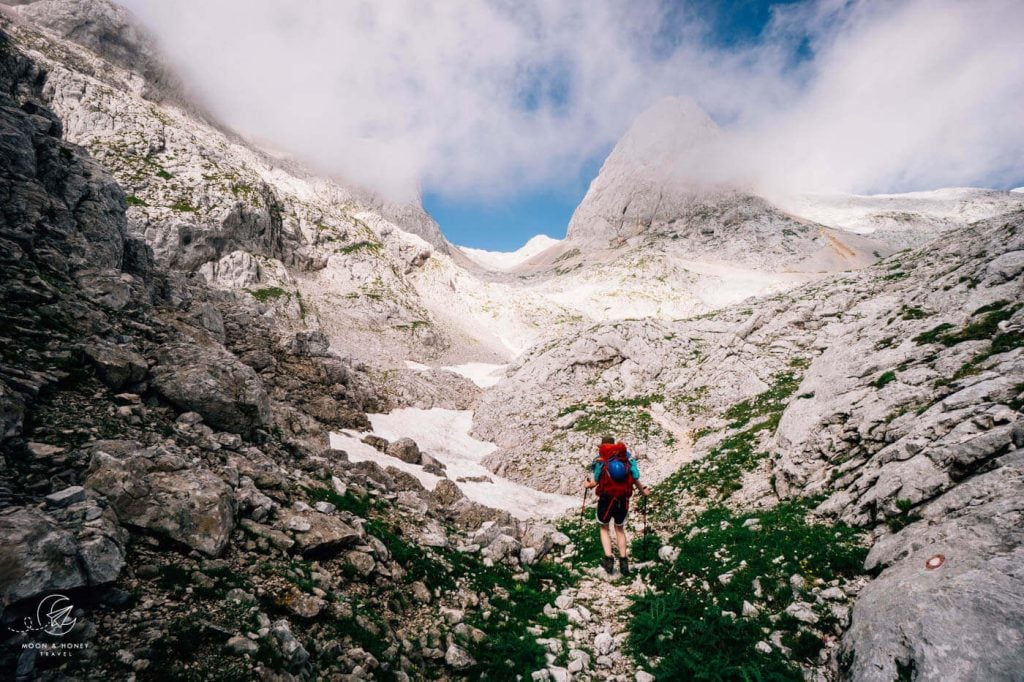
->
xmin=3 ymin=5 xmax=458 ymax=369
xmin=84 ymin=444 xmax=237 ymax=557
xmin=840 ymin=449 xmax=1024 ymax=681
xmin=566 ymin=97 xmax=722 ymax=244
xmin=12 ymin=0 xmax=192 ymax=108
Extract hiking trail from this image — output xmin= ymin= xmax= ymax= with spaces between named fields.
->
xmin=543 ymin=565 xmax=656 ymax=681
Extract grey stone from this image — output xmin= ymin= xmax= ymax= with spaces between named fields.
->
xmin=152 ymin=341 xmax=270 ymax=438
xmin=240 ymin=518 xmax=294 ymax=551
xmin=0 ymin=505 xmax=126 ymax=606
xmin=84 ymin=447 xmax=236 ymax=557
xmin=287 ymin=512 xmax=361 ymax=557
xmin=445 ymin=643 xmax=475 ymax=669
xmin=841 ymin=458 xmax=1024 ymax=682
xmin=431 ymin=479 xmax=464 ymax=506
xmin=658 ymin=545 xmax=680 ymax=563
xmin=45 ymin=486 xmax=85 ymax=508
xmin=225 ymin=635 xmax=258 ymax=655
xmin=343 ymin=550 xmax=375 ymax=577
xmin=83 ymin=342 xmax=148 ymax=390
xmin=386 ymin=437 xmax=421 ymax=464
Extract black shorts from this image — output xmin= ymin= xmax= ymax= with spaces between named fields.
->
xmin=596 ymin=495 xmax=629 ymax=526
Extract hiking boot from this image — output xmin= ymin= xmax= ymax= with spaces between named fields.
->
xmin=619 ymin=557 xmax=631 ymax=576
xmin=601 ymin=556 xmax=615 ymax=576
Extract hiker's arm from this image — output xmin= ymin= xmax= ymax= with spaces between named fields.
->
xmin=628 ymin=456 xmax=649 ymax=495
xmin=583 ymin=460 xmax=600 ymax=488
xmin=628 ymin=455 xmax=641 ymax=481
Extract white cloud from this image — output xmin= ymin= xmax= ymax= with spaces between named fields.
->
xmin=117 ymin=0 xmax=1024 ymax=203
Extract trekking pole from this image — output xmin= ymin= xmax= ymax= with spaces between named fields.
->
xmin=642 ymin=491 xmax=650 ymax=557
xmin=577 ymin=487 xmax=589 ymax=561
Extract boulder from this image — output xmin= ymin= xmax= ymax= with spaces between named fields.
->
xmin=431 ymin=479 xmax=464 ymax=507
xmin=271 ymin=619 xmax=311 ymax=673
xmin=0 ymin=504 xmax=126 ymax=609
xmin=482 ymin=534 xmax=521 ymax=565
xmin=152 ymin=341 xmax=270 ymax=437
xmin=445 ymin=643 xmax=475 ymax=669
xmin=239 ymin=518 xmax=294 ymax=551
xmin=286 ymin=511 xmax=361 ymax=557
xmin=225 ymin=635 xmax=258 ymax=655
xmin=282 ymin=330 xmax=331 ymax=357
xmin=386 ymin=437 xmax=421 ymax=464
xmin=361 ymin=435 xmax=389 ymax=452
xmin=83 ymin=341 xmax=148 ymax=390
xmin=84 ymin=446 xmax=236 ymax=557
xmin=343 ymin=550 xmax=376 ymax=577
xmin=520 ymin=523 xmax=557 ymax=562
xmin=45 ymin=486 xmax=85 ymax=508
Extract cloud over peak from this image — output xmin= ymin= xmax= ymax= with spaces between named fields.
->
xmin=118 ymin=0 xmax=1024 ymax=204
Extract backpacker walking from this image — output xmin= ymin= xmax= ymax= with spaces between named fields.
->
xmin=583 ymin=436 xmax=649 ymax=577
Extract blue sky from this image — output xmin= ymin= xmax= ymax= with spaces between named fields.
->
xmin=423 ymin=156 xmax=605 ymax=250
xmin=425 ymin=0 xmax=805 ymax=251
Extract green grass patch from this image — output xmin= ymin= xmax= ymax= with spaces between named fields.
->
xmin=885 ymin=499 xmax=921 ymax=532
xmin=914 ymin=322 xmax=955 ymax=345
xmin=723 ymin=372 xmax=801 ymax=429
xmin=246 ymin=286 xmax=288 ymax=303
xmin=900 ymin=306 xmax=929 ymax=320
xmin=874 ymin=336 xmax=896 ymax=350
xmin=874 ymin=371 xmax=897 ymax=388
xmin=916 ymin=304 xmax=1021 ymax=347
xmin=155 ymin=168 xmax=172 ymax=179
xmin=657 ymin=368 xmax=804 ymax=507
xmin=947 ymin=329 xmax=1024 ymax=381
xmin=306 ymin=485 xmax=371 ymax=517
xmin=125 ymin=195 xmax=147 ymax=207
xmin=1008 ymin=383 xmax=1024 ymax=413
xmin=972 ymin=300 xmax=1011 ymax=316
xmin=169 ymin=199 xmax=196 ymax=212
xmin=659 ymin=419 xmax=774 ymax=502
xmin=340 ymin=240 xmax=383 ymax=255
xmin=559 ymin=394 xmax=665 ymax=443
xmin=628 ymin=500 xmax=867 ymax=681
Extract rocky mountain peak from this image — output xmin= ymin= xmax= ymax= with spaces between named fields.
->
xmin=608 ymin=96 xmax=720 ymax=172
xmin=566 ymin=96 xmax=725 ymax=243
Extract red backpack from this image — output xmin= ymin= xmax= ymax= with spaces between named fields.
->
xmin=595 ymin=442 xmax=635 ymax=499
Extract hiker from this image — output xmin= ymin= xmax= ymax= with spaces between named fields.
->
xmin=584 ymin=436 xmax=649 ymax=576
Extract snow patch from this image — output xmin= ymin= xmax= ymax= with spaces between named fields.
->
xmin=330 ymin=408 xmax=576 ymax=520
xmin=458 ymin=235 xmax=561 ymax=271
xmin=774 ymin=188 xmax=1024 ymax=235
xmin=442 ymin=362 xmax=507 ymax=388
xmin=404 ymin=360 xmax=431 ymax=371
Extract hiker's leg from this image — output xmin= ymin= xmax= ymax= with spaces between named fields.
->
xmin=598 ymin=523 xmax=612 ymax=556
xmin=615 ymin=524 xmax=628 ymax=557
